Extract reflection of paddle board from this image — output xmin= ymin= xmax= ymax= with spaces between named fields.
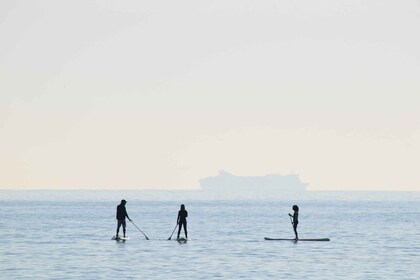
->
xmin=264 ymin=237 xmax=330 ymax=241
xmin=112 ymin=236 xmax=130 ymax=241
xmin=177 ymin=237 xmax=188 ymax=243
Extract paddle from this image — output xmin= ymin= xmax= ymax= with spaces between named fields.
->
xmin=130 ymin=220 xmax=150 ymax=240
xmin=288 ymin=214 xmax=298 ymax=241
xmin=167 ymin=223 xmax=178 ymax=240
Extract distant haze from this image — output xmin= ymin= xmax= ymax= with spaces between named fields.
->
xmin=0 ymin=1 xmax=419 ymax=191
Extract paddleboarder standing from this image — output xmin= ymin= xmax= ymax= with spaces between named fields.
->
xmin=177 ymin=204 xmax=188 ymax=240
xmin=116 ymin=199 xmax=131 ymax=238
xmin=288 ymin=205 xmax=299 ymax=240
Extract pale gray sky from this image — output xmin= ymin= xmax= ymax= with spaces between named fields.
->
xmin=1 ymin=0 xmax=419 ymax=190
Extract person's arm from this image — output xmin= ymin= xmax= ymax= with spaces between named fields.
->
xmin=185 ymin=210 xmax=188 ymax=218
xmin=288 ymin=213 xmax=294 ymax=225
xmin=177 ymin=211 xmax=180 ymax=224
xmin=125 ymin=208 xmax=131 ymax=221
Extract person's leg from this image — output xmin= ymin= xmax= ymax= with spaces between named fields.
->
xmin=116 ymin=220 xmax=121 ymax=237
xmin=177 ymin=223 xmax=181 ymax=239
xmin=184 ymin=221 xmax=188 ymax=239
xmin=122 ymin=220 xmax=127 ymax=237
xmin=293 ymin=222 xmax=298 ymax=239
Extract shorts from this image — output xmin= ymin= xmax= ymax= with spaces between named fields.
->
xmin=117 ymin=219 xmax=126 ymax=228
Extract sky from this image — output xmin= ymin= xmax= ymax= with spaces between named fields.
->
xmin=0 ymin=0 xmax=419 ymax=191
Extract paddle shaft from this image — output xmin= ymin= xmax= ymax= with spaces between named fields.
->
xmin=289 ymin=214 xmax=298 ymax=239
xmin=130 ymin=220 xmax=150 ymax=240
xmin=167 ymin=223 xmax=178 ymax=240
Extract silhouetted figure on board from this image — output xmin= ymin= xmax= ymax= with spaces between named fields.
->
xmin=288 ymin=205 xmax=299 ymax=240
xmin=116 ymin=199 xmax=131 ymax=238
xmin=177 ymin=204 xmax=188 ymax=240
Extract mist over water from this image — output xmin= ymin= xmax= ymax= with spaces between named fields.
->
xmin=1 ymin=190 xmax=419 ymax=279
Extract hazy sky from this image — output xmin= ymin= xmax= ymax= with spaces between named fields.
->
xmin=1 ymin=1 xmax=419 ymax=190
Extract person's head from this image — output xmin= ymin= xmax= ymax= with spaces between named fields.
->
xmin=121 ymin=199 xmax=127 ymax=205
xmin=292 ymin=205 xmax=299 ymax=212
xmin=180 ymin=204 xmax=185 ymax=211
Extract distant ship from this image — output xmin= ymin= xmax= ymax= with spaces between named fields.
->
xmin=199 ymin=170 xmax=308 ymax=192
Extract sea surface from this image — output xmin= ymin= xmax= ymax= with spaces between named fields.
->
xmin=0 ymin=190 xmax=419 ymax=279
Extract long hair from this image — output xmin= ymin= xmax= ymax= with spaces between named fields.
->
xmin=292 ymin=205 xmax=299 ymax=212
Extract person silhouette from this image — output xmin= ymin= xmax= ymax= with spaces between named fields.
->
xmin=116 ymin=199 xmax=131 ymax=238
xmin=177 ymin=204 xmax=188 ymax=240
xmin=288 ymin=205 xmax=299 ymax=240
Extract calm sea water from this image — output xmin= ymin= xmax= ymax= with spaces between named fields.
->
xmin=0 ymin=190 xmax=419 ymax=279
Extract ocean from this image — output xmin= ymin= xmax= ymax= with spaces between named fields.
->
xmin=0 ymin=190 xmax=419 ymax=279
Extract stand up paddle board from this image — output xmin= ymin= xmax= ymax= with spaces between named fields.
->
xmin=112 ymin=236 xmax=130 ymax=241
xmin=264 ymin=237 xmax=330 ymax=241
xmin=177 ymin=237 xmax=188 ymax=243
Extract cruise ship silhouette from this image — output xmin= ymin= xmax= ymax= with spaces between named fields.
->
xmin=199 ymin=170 xmax=308 ymax=191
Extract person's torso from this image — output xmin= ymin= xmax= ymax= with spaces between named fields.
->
xmin=178 ymin=210 xmax=188 ymax=221
xmin=116 ymin=205 xmax=127 ymax=220
xmin=293 ymin=212 xmax=299 ymax=222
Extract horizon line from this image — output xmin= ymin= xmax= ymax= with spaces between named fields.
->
xmin=0 ymin=188 xmax=418 ymax=192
